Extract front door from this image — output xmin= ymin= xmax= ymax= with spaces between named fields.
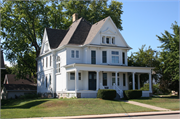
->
xmin=89 ymin=72 xmax=96 ymax=90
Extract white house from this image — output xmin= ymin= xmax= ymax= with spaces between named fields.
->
xmin=37 ymin=13 xmax=153 ymax=98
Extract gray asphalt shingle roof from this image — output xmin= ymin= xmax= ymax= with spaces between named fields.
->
xmin=46 ymin=17 xmax=109 ymax=49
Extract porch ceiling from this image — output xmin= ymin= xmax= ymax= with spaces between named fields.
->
xmin=64 ymin=63 xmax=154 ymax=74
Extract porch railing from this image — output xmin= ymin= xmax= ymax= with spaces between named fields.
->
xmin=113 ymin=83 xmax=124 ymax=98
xmin=100 ymin=83 xmax=104 ymax=89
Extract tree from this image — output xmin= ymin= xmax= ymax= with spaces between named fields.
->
xmin=156 ymin=22 xmax=179 ymax=94
xmin=128 ymin=45 xmax=160 ymax=90
xmin=1 ymin=0 xmax=123 ymax=79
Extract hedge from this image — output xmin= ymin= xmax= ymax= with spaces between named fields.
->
xmin=97 ymin=89 xmax=116 ymax=100
xmin=123 ymin=90 xmax=142 ymax=99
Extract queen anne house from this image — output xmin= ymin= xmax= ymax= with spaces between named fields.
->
xmin=37 ymin=13 xmax=153 ymax=98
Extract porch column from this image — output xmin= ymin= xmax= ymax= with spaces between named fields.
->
xmin=75 ymin=70 xmax=79 ymax=91
xmin=115 ymin=72 xmax=118 ymax=86
xmin=138 ymin=74 xmax=140 ymax=89
xmin=149 ymin=73 xmax=152 ymax=91
xmin=66 ymin=72 xmax=68 ymax=91
xmin=132 ymin=72 xmax=135 ymax=90
xmin=96 ymin=71 xmax=99 ymax=90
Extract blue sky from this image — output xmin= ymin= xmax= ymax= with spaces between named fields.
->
xmin=119 ymin=0 xmax=179 ymax=56
xmin=4 ymin=0 xmax=179 ymax=66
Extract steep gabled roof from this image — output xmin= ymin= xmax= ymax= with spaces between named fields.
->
xmin=46 ymin=28 xmax=68 ymax=49
xmin=4 ymin=74 xmax=36 ymax=85
xmin=68 ymin=18 xmax=91 ymax=45
xmin=84 ymin=16 xmax=109 ymax=45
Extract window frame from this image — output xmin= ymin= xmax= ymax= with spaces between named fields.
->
xmin=56 ymin=55 xmax=61 ymax=73
xmin=122 ymin=52 xmax=125 ymax=64
xmin=123 ymin=73 xmax=126 ymax=86
xmin=103 ymin=73 xmax=107 ymax=86
xmin=112 ymin=73 xmax=120 ymax=86
xmin=70 ymin=73 xmax=75 ymax=80
xmin=102 ymin=51 xmax=107 ymax=63
xmin=111 ymin=51 xmax=119 ymax=64
xmin=71 ymin=50 xmax=80 ymax=59
xmin=46 ymin=57 xmax=48 ymax=68
xmin=91 ymin=50 xmax=96 ymax=64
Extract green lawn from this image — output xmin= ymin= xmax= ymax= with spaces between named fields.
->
xmin=131 ymin=95 xmax=180 ymax=110
xmin=1 ymin=98 xmax=154 ymax=118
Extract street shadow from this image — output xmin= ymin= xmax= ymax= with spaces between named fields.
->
xmin=1 ymin=100 xmax=48 ymax=109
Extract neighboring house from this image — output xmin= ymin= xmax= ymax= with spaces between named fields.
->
xmin=37 ymin=13 xmax=153 ymax=98
xmin=1 ymin=74 xmax=37 ymax=99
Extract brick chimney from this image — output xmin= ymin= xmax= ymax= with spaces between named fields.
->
xmin=72 ymin=13 xmax=78 ymax=22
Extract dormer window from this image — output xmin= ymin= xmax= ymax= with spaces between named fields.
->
xmin=112 ymin=37 xmax=115 ymax=44
xmin=106 ymin=37 xmax=109 ymax=44
xmin=102 ymin=36 xmax=115 ymax=45
xmin=102 ymin=36 xmax=105 ymax=43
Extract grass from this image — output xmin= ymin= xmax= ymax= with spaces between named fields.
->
xmin=1 ymin=98 xmax=155 ymax=118
xmin=131 ymin=95 xmax=180 ymax=110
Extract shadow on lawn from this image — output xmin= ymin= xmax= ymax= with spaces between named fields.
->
xmin=2 ymin=100 xmax=48 ymax=109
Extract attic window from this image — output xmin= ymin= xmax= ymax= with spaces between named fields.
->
xmin=102 ymin=36 xmax=105 ymax=43
xmin=106 ymin=37 xmax=110 ymax=44
xmin=112 ymin=37 xmax=115 ymax=44
xmin=45 ymin=43 xmax=49 ymax=52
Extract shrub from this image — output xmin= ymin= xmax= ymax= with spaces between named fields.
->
xmin=19 ymin=93 xmax=38 ymax=99
xmin=123 ymin=90 xmax=142 ymax=99
xmin=97 ymin=89 xmax=116 ymax=100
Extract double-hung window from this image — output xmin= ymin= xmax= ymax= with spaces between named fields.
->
xmin=91 ymin=51 xmax=96 ymax=64
xmin=103 ymin=73 xmax=107 ymax=86
xmin=56 ymin=56 xmax=60 ymax=73
xmin=102 ymin=51 xmax=107 ymax=63
xmin=106 ymin=37 xmax=109 ymax=44
xmin=112 ymin=51 xmax=119 ymax=63
xmin=112 ymin=73 xmax=119 ymax=86
xmin=122 ymin=52 xmax=125 ymax=64
xmin=50 ymin=56 xmax=51 ymax=67
xmin=71 ymin=50 xmax=79 ymax=58
xmin=70 ymin=73 xmax=75 ymax=80
xmin=46 ymin=57 xmax=48 ymax=68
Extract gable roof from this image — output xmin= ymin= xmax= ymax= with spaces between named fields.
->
xmin=4 ymin=74 xmax=36 ymax=85
xmin=4 ymin=84 xmax=37 ymax=91
xmin=84 ymin=17 xmax=109 ymax=45
xmin=46 ymin=28 xmax=68 ymax=49
xmin=44 ymin=16 xmax=130 ymax=50
xmin=1 ymin=51 xmax=5 ymax=69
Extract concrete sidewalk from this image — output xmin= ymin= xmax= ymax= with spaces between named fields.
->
xmin=17 ymin=111 xmax=180 ymax=119
xmin=125 ymin=100 xmax=170 ymax=111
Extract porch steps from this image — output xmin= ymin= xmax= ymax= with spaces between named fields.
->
xmin=114 ymin=93 xmax=121 ymax=100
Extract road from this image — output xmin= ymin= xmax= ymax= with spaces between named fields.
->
xmin=97 ymin=114 xmax=180 ymax=119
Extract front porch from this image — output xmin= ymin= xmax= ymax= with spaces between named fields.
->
xmin=60 ymin=63 xmax=153 ymax=98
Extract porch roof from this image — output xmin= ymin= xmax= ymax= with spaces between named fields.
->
xmin=64 ymin=63 xmax=154 ymax=74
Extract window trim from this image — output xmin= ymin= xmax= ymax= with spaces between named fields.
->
xmin=123 ymin=73 xmax=126 ymax=86
xmin=122 ymin=52 xmax=125 ymax=64
xmin=70 ymin=73 xmax=75 ymax=80
xmin=111 ymin=51 xmax=119 ymax=64
xmin=71 ymin=50 xmax=80 ymax=59
xmin=102 ymin=51 xmax=107 ymax=63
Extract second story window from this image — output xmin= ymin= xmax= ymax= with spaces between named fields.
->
xmin=71 ymin=50 xmax=75 ymax=58
xmin=91 ymin=51 xmax=96 ymax=64
xmin=56 ymin=56 xmax=60 ymax=73
xmin=76 ymin=51 xmax=79 ymax=58
xmin=122 ymin=52 xmax=125 ymax=64
xmin=112 ymin=51 xmax=119 ymax=63
xmin=71 ymin=50 xmax=79 ymax=58
xmin=102 ymin=51 xmax=107 ymax=63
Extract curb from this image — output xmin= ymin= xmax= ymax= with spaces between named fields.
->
xmin=19 ymin=111 xmax=180 ymax=119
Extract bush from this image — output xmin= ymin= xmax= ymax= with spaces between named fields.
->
xmin=19 ymin=93 xmax=38 ymax=99
xmin=123 ymin=90 xmax=142 ymax=99
xmin=140 ymin=83 xmax=164 ymax=95
xmin=97 ymin=89 xmax=116 ymax=100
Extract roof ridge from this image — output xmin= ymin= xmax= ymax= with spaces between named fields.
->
xmin=92 ymin=16 xmax=109 ymax=26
